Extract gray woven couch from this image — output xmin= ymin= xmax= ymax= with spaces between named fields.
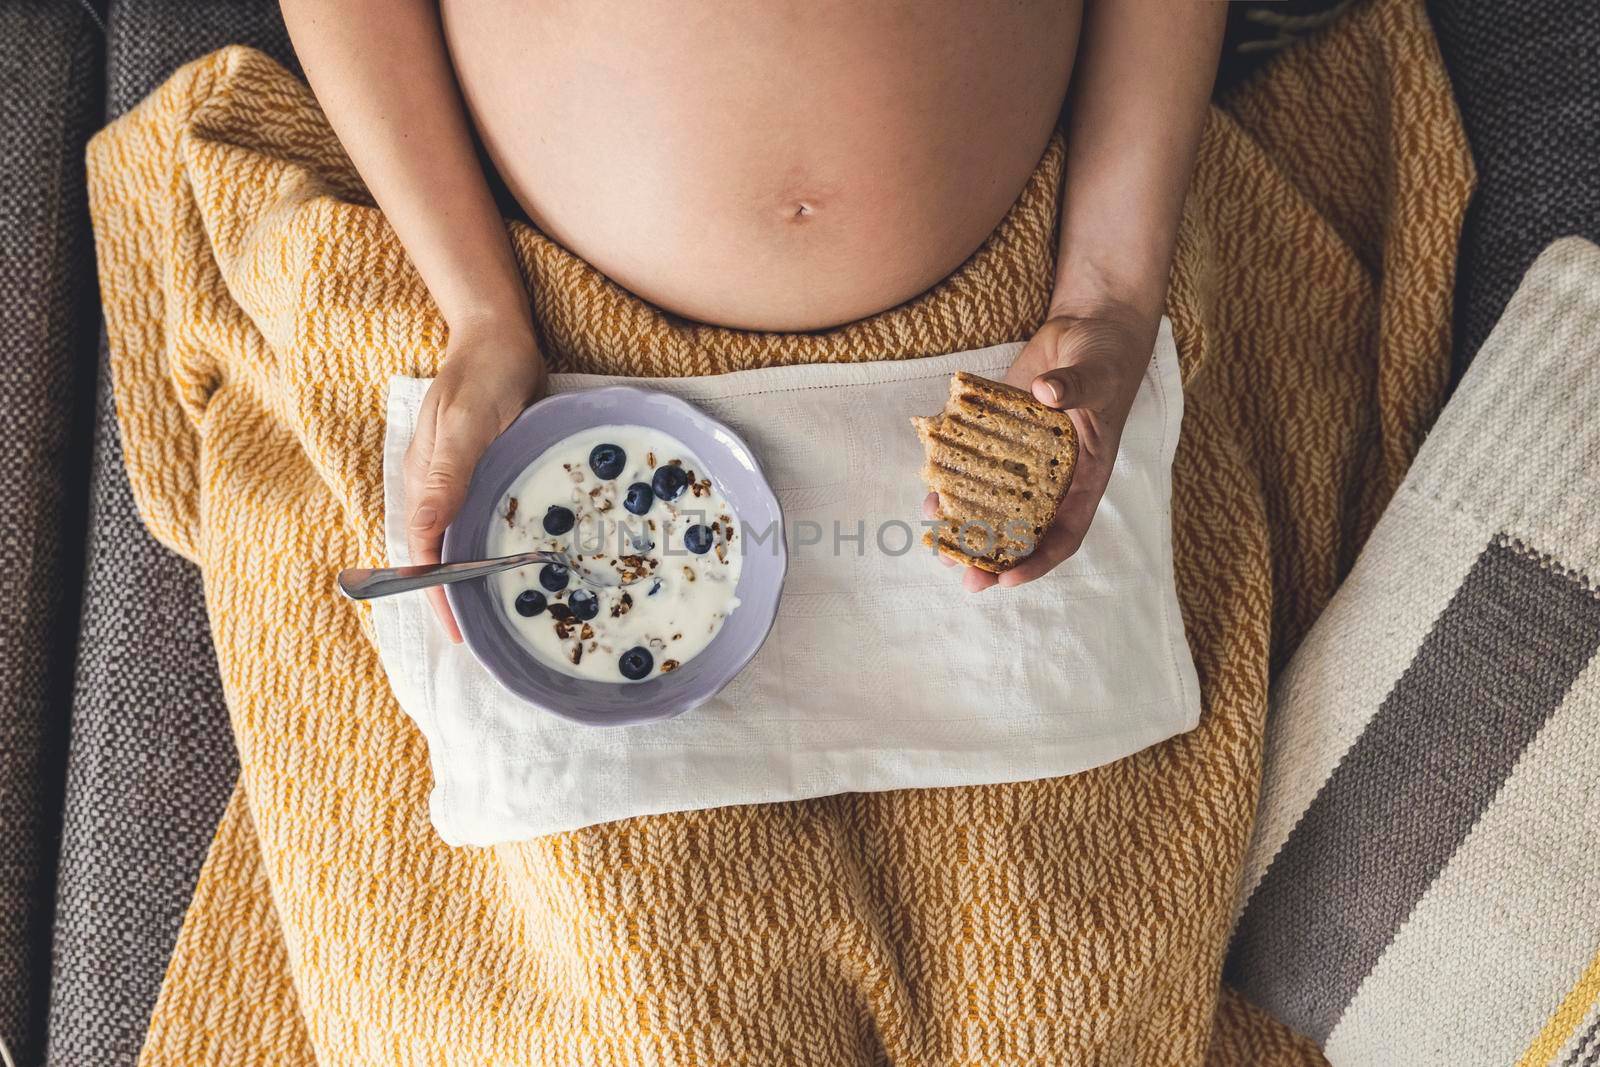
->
xmin=2 ymin=1 xmax=1594 ymax=1064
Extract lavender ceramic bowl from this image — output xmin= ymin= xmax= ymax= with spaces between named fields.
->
xmin=442 ymin=386 xmax=786 ymax=727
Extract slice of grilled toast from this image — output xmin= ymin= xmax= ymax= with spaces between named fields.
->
xmin=911 ymin=372 xmax=1079 ymax=572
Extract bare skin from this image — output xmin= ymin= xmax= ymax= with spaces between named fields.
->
xmin=282 ymin=0 xmax=1223 ymax=637
xmin=441 ymin=0 xmax=1078 ymax=332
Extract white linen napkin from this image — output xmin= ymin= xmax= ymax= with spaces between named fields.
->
xmin=372 ymin=320 xmax=1197 ymax=845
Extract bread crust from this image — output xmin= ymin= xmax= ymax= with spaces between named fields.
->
xmin=912 ymin=372 xmax=1079 ymax=572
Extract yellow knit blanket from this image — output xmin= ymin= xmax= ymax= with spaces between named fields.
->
xmin=87 ymin=0 xmax=1471 ymax=1061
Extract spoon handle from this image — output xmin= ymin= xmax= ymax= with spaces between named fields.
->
xmin=336 ymin=551 xmax=560 ymax=600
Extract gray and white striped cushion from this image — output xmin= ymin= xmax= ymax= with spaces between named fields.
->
xmin=1228 ymin=237 xmax=1600 ymax=1065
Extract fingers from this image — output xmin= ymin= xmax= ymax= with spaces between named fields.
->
xmin=996 ymin=436 xmax=1115 ymax=587
xmin=996 ymin=505 xmax=1086 ymax=587
xmin=922 ymin=492 xmax=959 ymax=567
xmin=925 ymin=492 xmax=998 ymax=590
xmin=423 ymin=587 xmax=462 ymax=644
xmin=963 ymin=566 xmax=999 ymax=592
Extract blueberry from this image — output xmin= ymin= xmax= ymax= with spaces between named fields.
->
xmin=539 ymin=562 xmax=569 ymax=592
xmin=684 ymin=524 xmax=714 ymax=554
xmin=589 ymin=443 xmax=626 ymax=480
xmin=619 ymin=646 xmax=654 ymax=681
xmin=652 ymin=464 xmax=690 ymax=501
xmin=568 ymin=589 xmax=600 ymax=621
xmin=647 ymin=579 xmax=662 ymax=597
xmin=514 ymin=590 xmax=547 ymax=617
xmin=624 ymin=481 xmax=654 ymax=516
xmin=542 ymin=505 xmax=575 ymax=535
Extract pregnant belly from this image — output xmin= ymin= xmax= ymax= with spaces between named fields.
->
xmin=441 ymin=0 xmax=1078 ymax=332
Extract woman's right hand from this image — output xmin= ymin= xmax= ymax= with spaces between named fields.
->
xmin=403 ymin=319 xmax=547 ymax=642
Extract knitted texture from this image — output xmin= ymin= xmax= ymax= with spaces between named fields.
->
xmin=85 ymin=0 xmax=1472 ymax=1060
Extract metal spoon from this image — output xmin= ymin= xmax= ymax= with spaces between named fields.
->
xmin=336 ymin=549 xmax=640 ymax=601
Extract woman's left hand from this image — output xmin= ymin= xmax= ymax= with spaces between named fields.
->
xmin=924 ymin=303 xmax=1157 ymax=592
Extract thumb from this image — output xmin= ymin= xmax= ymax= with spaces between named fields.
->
xmin=1030 ymin=327 xmax=1120 ymax=411
xmin=405 ymin=424 xmax=493 ymax=568
xmin=406 ymin=419 xmax=497 ymax=646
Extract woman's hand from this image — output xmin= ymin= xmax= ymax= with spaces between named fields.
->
xmin=404 ymin=320 xmax=547 ymax=641
xmin=285 ymin=0 xmax=549 ymax=639
xmin=921 ymin=0 xmax=1217 ymax=591
xmin=925 ymin=303 xmax=1155 ymax=592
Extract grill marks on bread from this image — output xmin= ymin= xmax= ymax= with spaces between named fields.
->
xmin=911 ymin=372 xmax=1078 ymax=572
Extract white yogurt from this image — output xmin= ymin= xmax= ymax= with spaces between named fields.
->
xmin=487 ymin=425 xmax=742 ymax=683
